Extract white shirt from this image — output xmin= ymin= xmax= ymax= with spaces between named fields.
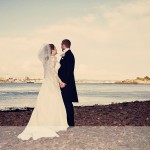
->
xmin=60 ymin=48 xmax=70 ymax=57
xmin=63 ymin=48 xmax=70 ymax=53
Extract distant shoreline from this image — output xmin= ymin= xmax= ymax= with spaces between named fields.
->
xmin=1 ymin=76 xmax=150 ymax=84
xmin=0 ymin=79 xmax=118 ymax=84
xmin=0 ymin=82 xmax=150 ymax=84
xmin=115 ymin=76 xmax=150 ymax=84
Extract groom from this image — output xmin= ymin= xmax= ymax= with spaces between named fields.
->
xmin=58 ymin=39 xmax=78 ymax=126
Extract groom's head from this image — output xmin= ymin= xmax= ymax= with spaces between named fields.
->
xmin=61 ymin=39 xmax=71 ymax=51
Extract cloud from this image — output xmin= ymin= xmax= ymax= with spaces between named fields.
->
xmin=0 ymin=0 xmax=150 ymax=79
xmin=83 ymin=14 xmax=97 ymax=23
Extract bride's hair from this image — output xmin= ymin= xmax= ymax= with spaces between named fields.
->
xmin=49 ymin=44 xmax=55 ymax=54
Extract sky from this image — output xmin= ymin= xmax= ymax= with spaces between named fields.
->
xmin=0 ymin=0 xmax=150 ymax=80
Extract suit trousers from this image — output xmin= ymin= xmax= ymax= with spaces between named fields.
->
xmin=63 ymin=101 xmax=75 ymax=126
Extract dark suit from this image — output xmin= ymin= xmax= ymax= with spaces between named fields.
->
xmin=58 ymin=49 xmax=78 ymax=126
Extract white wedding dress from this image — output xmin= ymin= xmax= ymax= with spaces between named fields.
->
xmin=17 ymin=44 xmax=69 ymax=140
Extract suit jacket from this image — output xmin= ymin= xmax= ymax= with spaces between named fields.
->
xmin=58 ymin=50 xmax=78 ymax=103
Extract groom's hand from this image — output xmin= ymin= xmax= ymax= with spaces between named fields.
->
xmin=60 ymin=82 xmax=67 ymax=88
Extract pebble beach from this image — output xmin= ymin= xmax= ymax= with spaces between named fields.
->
xmin=0 ymin=100 xmax=150 ymax=149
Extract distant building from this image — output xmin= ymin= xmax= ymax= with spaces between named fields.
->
xmin=25 ymin=76 xmax=30 ymax=80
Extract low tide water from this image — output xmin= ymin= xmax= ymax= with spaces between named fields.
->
xmin=0 ymin=83 xmax=150 ymax=110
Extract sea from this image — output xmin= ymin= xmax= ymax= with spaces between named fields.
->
xmin=0 ymin=83 xmax=150 ymax=110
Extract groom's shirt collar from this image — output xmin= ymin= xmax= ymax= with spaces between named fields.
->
xmin=63 ymin=48 xmax=70 ymax=53
xmin=60 ymin=48 xmax=70 ymax=57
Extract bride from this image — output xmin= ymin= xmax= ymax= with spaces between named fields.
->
xmin=17 ymin=44 xmax=69 ymax=140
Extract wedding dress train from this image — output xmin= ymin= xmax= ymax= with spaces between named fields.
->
xmin=17 ymin=45 xmax=69 ymax=140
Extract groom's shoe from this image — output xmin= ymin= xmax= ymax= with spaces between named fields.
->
xmin=67 ymin=126 xmax=74 ymax=130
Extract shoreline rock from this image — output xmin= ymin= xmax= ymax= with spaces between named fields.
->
xmin=0 ymin=100 xmax=150 ymax=126
xmin=115 ymin=76 xmax=150 ymax=84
